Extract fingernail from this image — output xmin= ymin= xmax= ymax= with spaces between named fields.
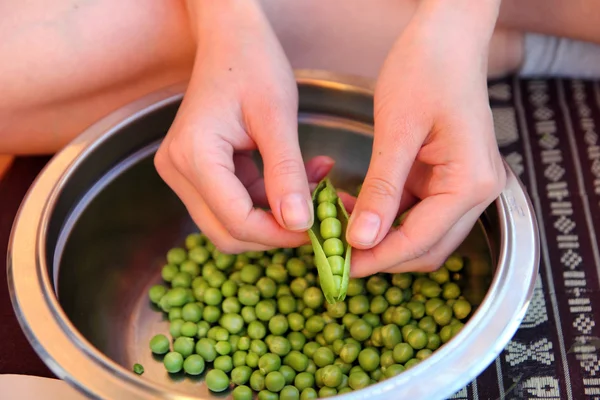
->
xmin=348 ymin=211 xmax=381 ymax=246
xmin=281 ymin=193 xmax=313 ymax=231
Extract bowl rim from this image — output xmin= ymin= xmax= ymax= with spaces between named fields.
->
xmin=8 ymin=70 xmax=540 ymax=400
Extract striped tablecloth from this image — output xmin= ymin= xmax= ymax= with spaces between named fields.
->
xmin=2 ymin=77 xmax=600 ymax=399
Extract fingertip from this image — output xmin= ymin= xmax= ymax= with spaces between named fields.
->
xmin=280 ymin=192 xmax=314 ymax=231
xmin=346 ymin=210 xmax=382 ymax=248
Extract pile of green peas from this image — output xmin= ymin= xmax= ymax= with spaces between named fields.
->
xmin=147 ymin=232 xmax=473 ymax=399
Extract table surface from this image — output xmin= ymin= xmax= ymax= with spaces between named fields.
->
xmin=3 ymin=76 xmax=600 ymax=400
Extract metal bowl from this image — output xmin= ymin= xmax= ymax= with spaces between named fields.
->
xmin=8 ymin=71 xmax=539 ymax=400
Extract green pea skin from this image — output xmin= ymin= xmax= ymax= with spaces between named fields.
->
xmin=321 ymin=365 xmax=343 ymax=388
xmin=453 ymin=299 xmax=472 ymax=320
xmin=407 ymin=329 xmax=428 ymax=350
xmin=195 ymin=338 xmax=217 ymax=362
xmin=358 ymin=348 xmax=380 ymax=372
xmin=433 ymin=305 xmax=453 ymax=326
xmin=232 ymin=385 xmax=253 ymax=400
xmin=214 ymin=355 xmax=233 ymax=372
xmin=348 ymin=371 xmax=370 ymax=390
xmin=340 ymin=342 xmax=360 ymax=364
xmin=323 ymin=238 xmax=344 ymax=257
xmin=206 ymin=369 xmax=230 ymax=392
xmin=384 ymin=364 xmax=406 ymax=378
xmin=392 ymin=343 xmax=414 ymax=364
xmin=149 ymin=334 xmax=170 ymax=354
xmin=148 ymin=285 xmax=167 ymax=304
xmin=295 ymin=372 xmax=315 ymax=391
xmin=317 ymin=202 xmax=337 ymax=221
xmin=163 ymin=351 xmax=183 ymax=373
xmin=269 ymin=314 xmax=289 ymax=335
xmin=280 ymin=386 xmax=301 ymax=400
xmin=350 ymin=319 xmax=372 ymax=341
xmin=280 ymin=365 xmax=297 ymax=385
xmin=284 ymin=350 xmax=309 ymax=372
xmin=381 ymin=324 xmax=402 ymax=349
xmin=348 ymin=295 xmax=370 ymax=315
xmin=265 ymin=371 xmax=286 ymax=392
xmin=250 ymin=370 xmax=266 ymax=391
xmin=303 ymin=287 xmax=324 ymax=309
xmin=300 ymin=388 xmax=318 ymax=400
xmin=173 ymin=337 xmax=195 ymax=358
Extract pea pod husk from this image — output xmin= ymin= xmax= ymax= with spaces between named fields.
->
xmin=308 ymin=178 xmax=352 ymax=304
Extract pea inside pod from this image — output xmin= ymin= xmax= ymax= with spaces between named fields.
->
xmin=307 ymin=178 xmax=352 ymax=304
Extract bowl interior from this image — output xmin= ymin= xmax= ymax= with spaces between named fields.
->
xmin=47 ymin=101 xmax=497 ymax=397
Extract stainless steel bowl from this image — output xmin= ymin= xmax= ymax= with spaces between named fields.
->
xmin=8 ymin=71 xmax=539 ymax=400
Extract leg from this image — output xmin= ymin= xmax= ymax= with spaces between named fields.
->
xmin=0 ymin=0 xmax=532 ymax=155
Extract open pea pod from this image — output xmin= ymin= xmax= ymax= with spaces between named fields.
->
xmin=308 ymin=178 xmax=352 ymax=304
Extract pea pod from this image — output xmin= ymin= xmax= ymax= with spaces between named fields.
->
xmin=308 ymin=178 xmax=352 ymax=304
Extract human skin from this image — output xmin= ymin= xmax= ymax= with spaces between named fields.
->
xmin=2 ymin=0 xmax=600 ymax=274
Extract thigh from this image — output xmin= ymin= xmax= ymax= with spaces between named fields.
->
xmin=0 ymin=0 xmax=195 ymax=154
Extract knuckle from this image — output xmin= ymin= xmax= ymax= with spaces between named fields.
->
xmin=362 ymin=176 xmax=400 ymax=201
xmin=467 ymin=167 xmax=505 ymax=204
xmin=269 ymin=157 xmax=304 ymax=179
xmin=226 ymin=223 xmax=249 ymax=242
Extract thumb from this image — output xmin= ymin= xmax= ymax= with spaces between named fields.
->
xmin=347 ymin=106 xmax=428 ymax=249
xmin=250 ymin=99 xmax=314 ymax=232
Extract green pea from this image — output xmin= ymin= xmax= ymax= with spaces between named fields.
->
xmin=149 ymin=334 xmax=170 ymax=354
xmin=392 ymin=343 xmax=413 ymax=364
xmin=167 ymin=247 xmax=187 ymax=264
xmin=433 ymin=304 xmax=453 ymax=326
xmin=350 ymin=319 xmax=372 ymax=341
xmin=381 ymin=324 xmax=402 ymax=349
xmin=185 ymin=233 xmax=204 ymax=249
xmin=256 ymin=353 xmax=280 ymax=375
xmin=165 ymin=287 xmax=188 ymax=307
xmin=206 ymin=369 xmax=230 ymax=392
xmin=420 ymin=280 xmax=442 ymax=298
xmin=266 ymin=371 xmax=286 ymax=392
xmin=405 ymin=358 xmax=420 ymax=369
xmin=163 ymin=351 xmax=183 ymax=373
xmin=284 ymin=350 xmax=309 ymax=372
xmin=288 ymin=332 xmax=306 ymax=351
xmin=290 ymin=278 xmax=309 ymax=298
xmin=346 ymin=279 xmax=365 ymax=297
xmin=233 ymin=385 xmax=253 ymax=400
xmin=214 ymin=355 xmax=233 ymax=372
xmin=320 ymin=218 xmax=342 ymax=240
xmin=203 ymin=305 xmax=221 ymax=324
xmin=196 ymin=321 xmax=210 ymax=338
xmin=287 ymin=313 xmax=305 ymax=332
xmin=232 ymin=350 xmax=247 ymax=367
xmin=280 ymin=365 xmax=297 ymax=385
xmin=370 ymin=368 xmax=384 ymax=382
xmin=348 ymin=371 xmax=370 ymax=390
xmin=173 ymin=337 xmax=195 ymax=358
xmin=181 ymin=321 xmax=198 ymax=337
xmin=206 ymin=270 xmax=227 ymax=288
xmin=287 ymin=258 xmax=307 ymax=278
xmin=348 ymin=295 xmax=369 ymax=315
xmin=363 ymin=312 xmax=381 ymax=327
xmin=172 ymin=271 xmax=192 ymax=288
xmin=406 ymin=301 xmax=425 ymax=319
xmin=391 ymin=273 xmax=412 ymax=289
xmin=303 ymin=342 xmax=321 ymax=359
xmin=215 ymin=341 xmax=232 ymax=355
xmin=428 ymin=266 xmax=450 ymax=284
xmin=319 ymin=386 xmax=338 ymax=398
xmin=180 ymin=260 xmax=200 ymax=278
xmin=168 ymin=307 xmax=182 ymax=322
xmin=383 ymin=287 xmax=403 ymax=306
xmin=444 ymin=254 xmax=464 ymax=272
xmin=442 ymin=282 xmax=461 ymax=299
xmin=258 ymin=390 xmax=279 ymax=400
xmin=370 ymin=296 xmax=389 ymax=315
xmin=366 ymin=275 xmax=389 ymax=296
xmin=189 ymin=246 xmax=210 ymax=264
xmin=392 ymin=307 xmax=412 ymax=326
xmin=322 ymin=238 xmax=344 ymax=257
xmin=272 ymin=252 xmax=289 ymax=265
xmin=246 ymin=352 xmax=260 ymax=368
xmin=424 ymin=298 xmax=445 ymax=316
xmin=407 ymin=329 xmax=428 ymax=350
xmin=317 ymin=202 xmax=337 ymax=221
xmin=182 ymin=354 xmax=205 ymax=375
xmin=321 ymin=364 xmax=343 ymax=388
xmin=239 ymin=285 xmax=261 ymax=306
xmin=238 ymin=264 xmax=262 ymax=284
xmin=427 ymin=333 xmax=441 ymax=350
xmin=302 ymin=308 xmax=315 ymax=320
xmin=180 ymin=303 xmax=202 ymax=322
xmin=305 ymin=316 xmax=325 ymax=333
xmin=418 ymin=316 xmax=438 ymax=334
xmin=268 ymin=314 xmax=289 ymax=336
xmin=313 ymin=347 xmax=335 ymax=368
xmin=385 ymin=364 xmax=405 ymax=378
xmin=195 ymin=338 xmax=217 ymax=362
xmin=277 ymin=285 xmax=293 ymax=298
xmin=250 ymin=370 xmax=266 ymax=391
xmin=323 ymin=323 xmax=344 ymax=344
xmin=266 ymin=264 xmax=289 ymax=284
xmin=300 ymin=388 xmax=318 ymax=400
xmin=251 ymin=339 xmax=268 ymax=356
xmin=340 ymin=342 xmax=361 ymax=364
xmin=317 ymin=186 xmax=338 ymax=203
xmin=241 ymin=306 xmax=257 ymax=324
xmin=148 ymin=285 xmax=167 ymax=304
xmin=357 ymin=348 xmax=380 ymax=372
xmin=416 ymin=348 xmax=433 ymax=361
xmin=303 ymin=287 xmax=324 ymax=309
xmin=281 ymin=385 xmax=300 ymax=400
xmin=295 ymin=372 xmax=315 ymax=391
xmin=278 ymin=296 xmax=297 ymax=315
xmin=269 ymin=337 xmax=292 ymax=357
xmin=453 ymin=299 xmax=472 ymax=320
xmin=315 ymin=334 xmax=327 ymax=347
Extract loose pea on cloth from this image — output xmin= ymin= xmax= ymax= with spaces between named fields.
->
xmin=2 ymin=76 xmax=600 ymax=399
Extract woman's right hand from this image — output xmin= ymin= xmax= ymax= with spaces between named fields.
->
xmin=155 ymin=0 xmax=334 ymax=254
